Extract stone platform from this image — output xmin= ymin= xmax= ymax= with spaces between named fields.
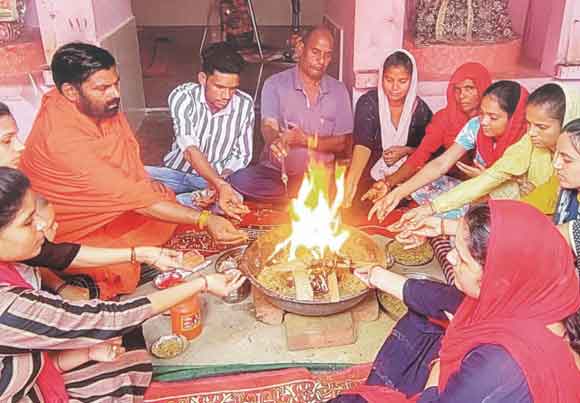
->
xmin=405 ymin=36 xmax=523 ymax=77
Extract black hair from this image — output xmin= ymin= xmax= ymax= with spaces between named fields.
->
xmin=527 ymin=83 xmax=566 ymax=125
xmin=0 ymin=167 xmax=30 ymax=231
xmin=201 ymin=42 xmax=245 ymax=76
xmin=464 ymin=203 xmax=491 ymax=266
xmin=51 ymin=42 xmax=116 ymax=91
xmin=563 ymin=118 xmax=580 ymax=153
xmin=482 ymin=80 xmax=521 ymax=118
xmin=383 ymin=51 xmax=413 ymax=76
xmin=564 ymin=310 xmax=580 ymax=355
xmin=0 ymin=102 xmax=12 ymax=118
xmin=563 ymin=118 xmax=580 ymax=136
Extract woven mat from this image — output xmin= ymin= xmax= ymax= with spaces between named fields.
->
xmin=163 ymin=206 xmax=290 ymax=256
xmin=145 ymin=364 xmax=371 ymax=403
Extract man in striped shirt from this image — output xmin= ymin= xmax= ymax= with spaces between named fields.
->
xmin=146 ymin=43 xmax=254 ymax=219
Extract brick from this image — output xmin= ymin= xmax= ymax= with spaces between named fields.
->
xmin=285 ymin=311 xmax=356 ymax=351
xmin=252 ymin=287 xmax=284 ymax=325
xmin=351 ymin=291 xmax=379 ymax=322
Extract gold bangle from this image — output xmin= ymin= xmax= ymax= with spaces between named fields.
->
xmin=200 ymin=275 xmax=208 ymax=292
xmin=197 ymin=210 xmax=211 ymax=230
xmin=130 ymin=247 xmax=136 ymax=265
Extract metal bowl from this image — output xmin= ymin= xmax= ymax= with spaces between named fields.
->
xmin=377 ymin=272 xmax=443 ymax=318
xmin=239 ymin=225 xmax=387 ymax=316
xmin=215 ymin=245 xmax=251 ymax=303
xmin=150 ymin=334 xmax=189 ymax=359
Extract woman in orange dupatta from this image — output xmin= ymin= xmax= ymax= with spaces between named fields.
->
xmin=332 ymin=200 xmax=580 ymax=402
xmin=20 ymin=88 xmax=178 ymax=300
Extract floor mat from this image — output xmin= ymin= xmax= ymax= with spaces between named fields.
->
xmin=145 ymin=363 xmax=372 ymax=403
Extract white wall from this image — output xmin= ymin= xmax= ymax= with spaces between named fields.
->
xmin=99 ymin=17 xmax=146 ymax=131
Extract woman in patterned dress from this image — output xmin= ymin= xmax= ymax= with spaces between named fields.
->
xmin=0 ymin=167 xmax=245 ymax=402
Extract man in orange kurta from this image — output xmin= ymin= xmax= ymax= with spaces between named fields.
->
xmin=21 ymin=43 xmax=246 ymax=299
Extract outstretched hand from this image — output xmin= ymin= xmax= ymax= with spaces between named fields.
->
xmin=205 ymin=269 xmax=247 ymax=297
xmin=217 ymin=183 xmax=249 ymax=221
xmin=367 ymin=191 xmax=402 ymax=222
xmin=361 ymin=180 xmax=390 ymax=204
xmin=387 ymin=204 xmax=435 ymax=232
xmin=207 ymin=215 xmax=248 ymax=244
xmin=143 ymin=247 xmax=184 ymax=272
xmin=383 ymin=146 xmax=410 ymax=166
xmin=456 ymin=160 xmax=485 ymax=178
xmin=353 ymin=266 xmax=384 ymax=289
xmin=88 ymin=337 xmax=125 ymax=362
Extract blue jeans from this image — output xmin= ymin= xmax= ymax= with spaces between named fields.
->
xmin=145 ymin=166 xmax=209 ymax=193
xmin=145 ymin=166 xmax=242 ymax=214
xmin=145 ymin=166 xmax=209 ymax=208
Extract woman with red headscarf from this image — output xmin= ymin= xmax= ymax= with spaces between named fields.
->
xmin=361 ymin=62 xmax=491 ymax=205
xmin=330 ymin=200 xmax=580 ymax=402
xmin=369 ymin=81 xmax=528 ymax=222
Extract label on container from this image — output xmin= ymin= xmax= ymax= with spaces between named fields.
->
xmin=180 ymin=313 xmax=201 ymax=331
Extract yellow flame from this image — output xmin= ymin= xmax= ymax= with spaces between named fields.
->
xmin=272 ymin=163 xmax=350 ymax=261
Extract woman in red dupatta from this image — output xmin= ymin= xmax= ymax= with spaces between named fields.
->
xmin=391 ymin=63 xmax=492 ymax=186
xmin=369 ymin=81 xmax=528 ymax=221
xmin=336 ymin=200 xmax=580 ymax=402
xmin=359 ymin=62 xmax=491 ymax=206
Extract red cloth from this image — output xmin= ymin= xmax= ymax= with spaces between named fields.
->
xmin=344 ymin=200 xmax=580 ymax=402
xmin=439 ymin=200 xmax=580 ymax=402
xmin=145 ymin=364 xmax=372 ymax=402
xmin=476 ymin=86 xmax=529 ymax=166
xmin=20 ymin=89 xmax=177 ymax=298
xmin=406 ymin=63 xmax=492 ymax=169
xmin=0 ymin=262 xmax=69 ymax=402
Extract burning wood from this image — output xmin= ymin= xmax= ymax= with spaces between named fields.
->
xmin=267 ymin=253 xmax=373 ymax=272
xmin=265 ymin=251 xmax=358 ymax=301
xmin=253 ymin=163 xmax=385 ymax=304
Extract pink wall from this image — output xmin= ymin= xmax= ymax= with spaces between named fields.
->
xmin=523 ymin=0 xmax=554 ymax=65
xmin=540 ymin=0 xmax=568 ymax=74
xmin=24 ymin=0 xmax=39 ymax=27
xmin=354 ymin=0 xmax=405 ymax=72
xmin=507 ymin=0 xmax=530 ymax=35
xmin=92 ymin=0 xmax=133 ymax=39
xmin=324 ymin=0 xmax=355 ymax=95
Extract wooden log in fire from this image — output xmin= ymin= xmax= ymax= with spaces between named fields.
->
xmin=327 ymin=271 xmax=340 ymax=302
xmin=267 ymin=260 xmax=313 ymax=301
